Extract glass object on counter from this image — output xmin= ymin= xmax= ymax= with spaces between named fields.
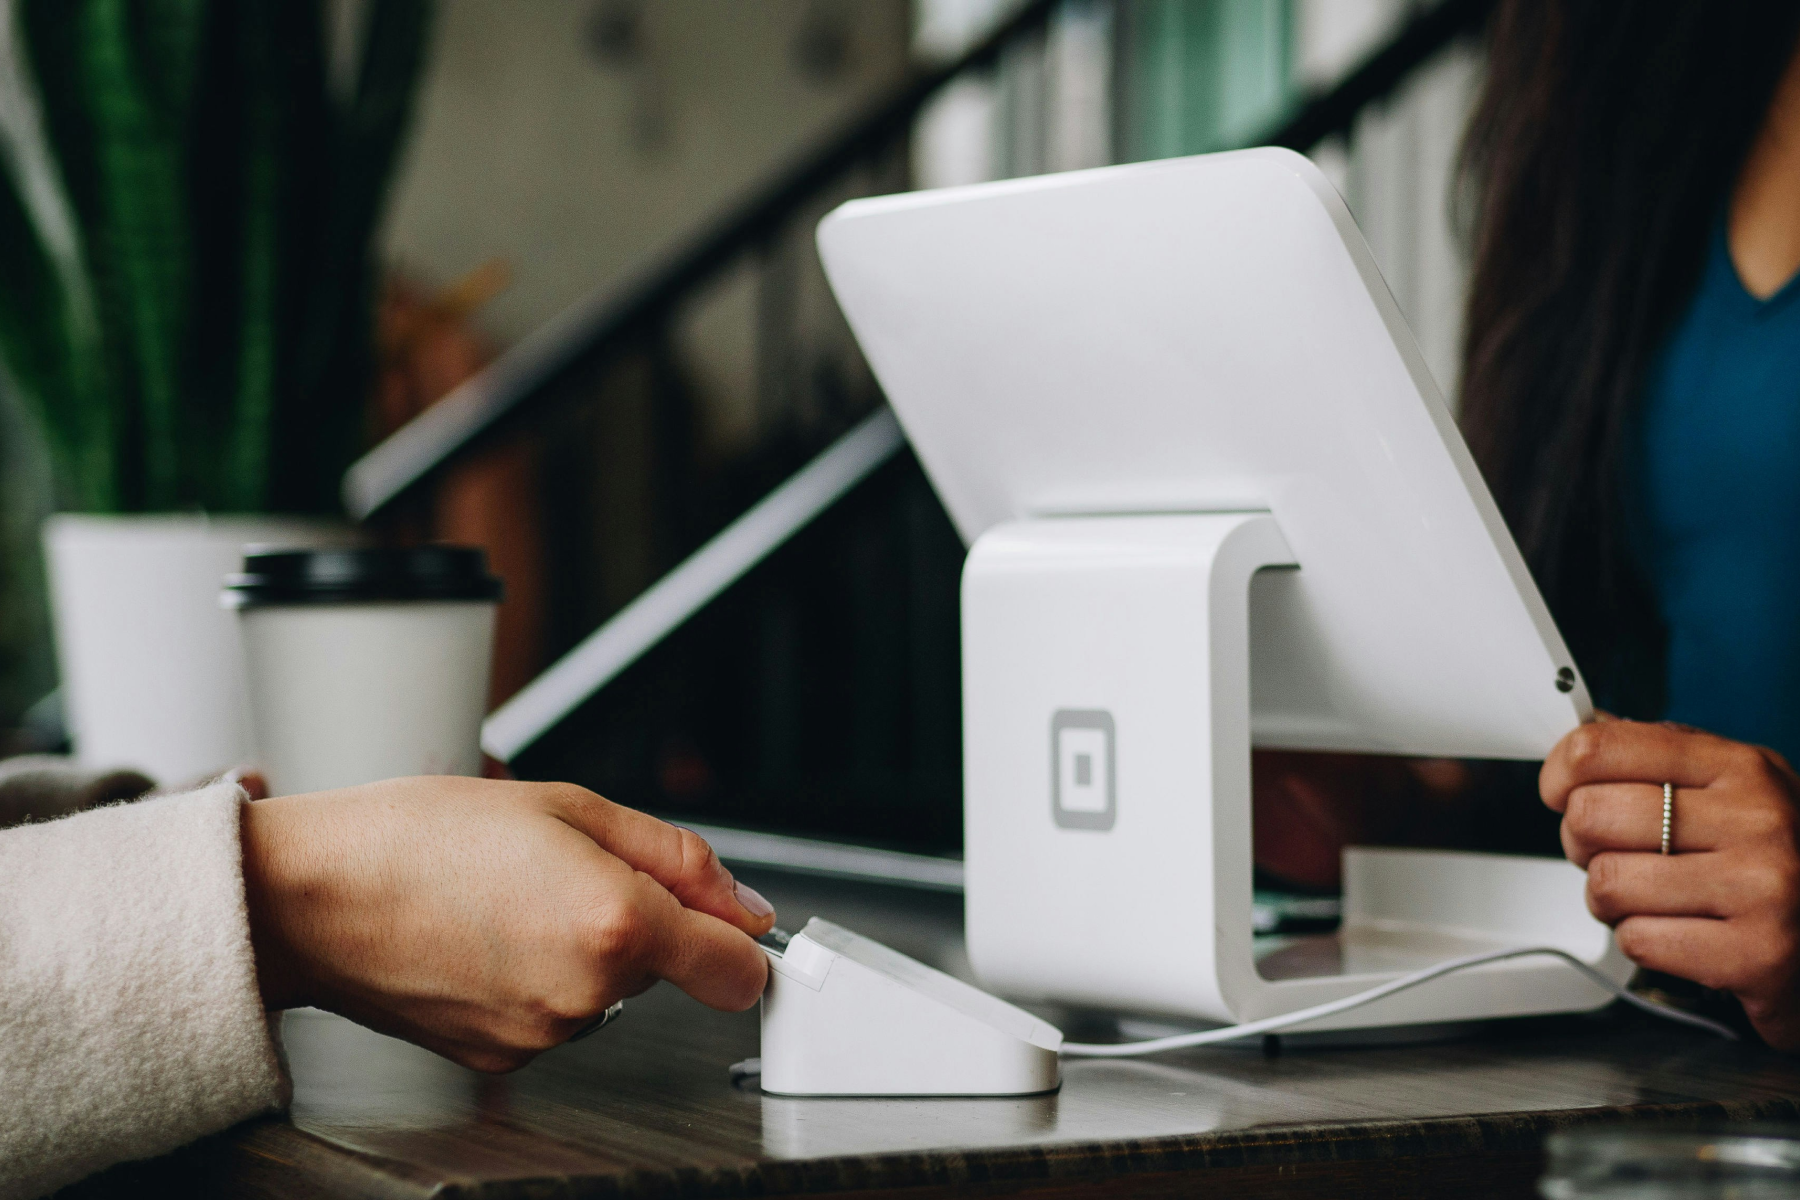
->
xmin=1541 ymin=1126 xmax=1800 ymax=1199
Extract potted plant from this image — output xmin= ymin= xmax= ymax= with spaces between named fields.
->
xmin=0 ymin=0 xmax=429 ymax=782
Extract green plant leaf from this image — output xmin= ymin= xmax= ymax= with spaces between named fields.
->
xmin=0 ymin=156 xmax=111 ymax=510
xmin=273 ymin=0 xmax=430 ymax=514
xmin=76 ymin=0 xmax=195 ymax=509
xmin=8 ymin=0 xmax=431 ymax=515
xmin=0 ymin=1 xmax=115 ymax=511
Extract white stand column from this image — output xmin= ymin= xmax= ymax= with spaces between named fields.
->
xmin=962 ymin=512 xmax=1292 ymax=1021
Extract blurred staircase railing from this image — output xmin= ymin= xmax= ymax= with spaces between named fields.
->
xmin=343 ymin=0 xmax=1491 ymax=525
xmin=342 ymin=0 xmax=1066 ymax=522
xmin=346 ymin=0 xmax=1496 ymax=766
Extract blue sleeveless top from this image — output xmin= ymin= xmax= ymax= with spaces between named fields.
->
xmin=1636 ymin=219 xmax=1800 ymax=763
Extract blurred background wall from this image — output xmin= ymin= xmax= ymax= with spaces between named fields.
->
xmin=384 ymin=0 xmax=912 ymax=415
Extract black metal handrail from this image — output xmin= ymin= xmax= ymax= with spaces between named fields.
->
xmin=343 ymin=0 xmax=1494 ymax=522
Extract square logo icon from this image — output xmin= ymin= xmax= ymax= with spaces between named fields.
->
xmin=1051 ymin=709 xmax=1115 ymax=830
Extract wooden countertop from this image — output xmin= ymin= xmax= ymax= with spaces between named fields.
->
xmin=66 ymin=870 xmax=1800 ymax=1199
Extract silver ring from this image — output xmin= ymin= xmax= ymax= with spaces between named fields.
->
xmin=569 ymin=999 xmax=625 ymax=1042
xmin=1661 ymin=782 xmax=1674 ymax=856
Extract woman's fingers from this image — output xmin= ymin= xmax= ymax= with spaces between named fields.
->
xmin=1583 ymin=850 xmax=1739 ymax=922
xmin=1541 ymin=719 xmax=1760 ymax=810
xmin=1610 ymin=914 xmax=1741 ymax=991
xmin=1559 ymin=782 xmax=1719 ymax=863
xmin=548 ymin=786 xmax=775 ymax=935
xmin=1611 ymin=909 xmax=1798 ymax=1005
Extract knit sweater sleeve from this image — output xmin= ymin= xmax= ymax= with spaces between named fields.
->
xmin=0 ymin=784 xmax=288 ymax=1198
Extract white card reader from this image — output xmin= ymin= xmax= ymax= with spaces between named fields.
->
xmin=758 ymin=918 xmax=1062 ymax=1096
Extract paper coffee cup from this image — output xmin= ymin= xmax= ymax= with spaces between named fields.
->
xmin=225 ymin=546 xmax=502 ymax=797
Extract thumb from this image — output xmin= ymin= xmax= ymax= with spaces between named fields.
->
xmin=547 ymin=787 xmax=775 ymax=935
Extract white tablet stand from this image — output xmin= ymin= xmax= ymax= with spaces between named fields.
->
xmin=819 ymin=148 xmax=1629 ymax=1030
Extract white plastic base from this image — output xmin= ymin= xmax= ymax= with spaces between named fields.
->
xmin=961 ymin=512 xmax=1629 ymax=1031
xmin=759 ymin=919 xmax=1061 ymax=1096
xmin=1250 ymin=846 xmax=1630 ymax=1031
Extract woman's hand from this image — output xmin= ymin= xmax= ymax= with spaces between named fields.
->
xmin=241 ymin=777 xmax=776 ymax=1073
xmin=1542 ymin=719 xmax=1800 ymax=1049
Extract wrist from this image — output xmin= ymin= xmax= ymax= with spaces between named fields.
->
xmin=240 ymin=796 xmax=311 ymax=1011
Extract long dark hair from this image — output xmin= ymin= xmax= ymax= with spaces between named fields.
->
xmin=1459 ymin=1 xmax=1800 ymax=715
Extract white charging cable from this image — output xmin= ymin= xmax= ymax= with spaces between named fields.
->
xmin=1059 ymin=944 xmax=1738 ymax=1057
xmin=728 ymin=942 xmax=1738 ymax=1082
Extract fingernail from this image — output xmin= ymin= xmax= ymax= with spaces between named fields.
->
xmin=734 ymin=879 xmax=774 ymax=919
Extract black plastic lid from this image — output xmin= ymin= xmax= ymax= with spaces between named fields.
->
xmin=224 ymin=546 xmax=503 ymax=607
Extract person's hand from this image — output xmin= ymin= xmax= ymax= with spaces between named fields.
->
xmin=240 ymin=776 xmax=776 ymax=1072
xmin=1542 ymin=719 xmax=1800 ymax=1049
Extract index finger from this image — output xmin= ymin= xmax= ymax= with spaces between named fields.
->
xmin=546 ymin=785 xmax=776 ymax=936
xmin=1540 ymin=720 xmax=1742 ymax=812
